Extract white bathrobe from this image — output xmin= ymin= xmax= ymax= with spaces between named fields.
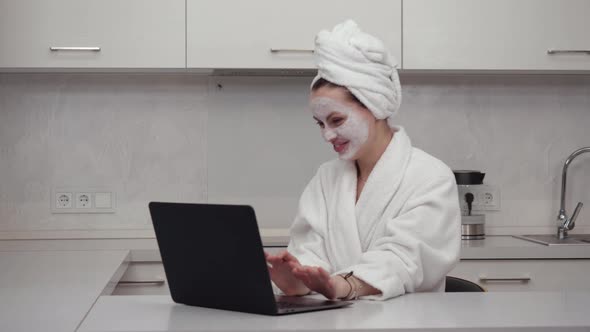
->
xmin=287 ymin=127 xmax=461 ymax=300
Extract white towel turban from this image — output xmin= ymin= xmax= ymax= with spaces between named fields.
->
xmin=311 ymin=20 xmax=402 ymax=124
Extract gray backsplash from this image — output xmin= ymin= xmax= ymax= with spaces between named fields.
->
xmin=0 ymin=73 xmax=589 ymax=235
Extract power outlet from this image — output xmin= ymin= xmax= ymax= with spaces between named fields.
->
xmin=472 ymin=185 xmax=501 ymax=211
xmin=52 ymin=187 xmax=116 ymax=214
xmin=458 ymin=185 xmax=501 ymax=213
xmin=56 ymin=192 xmax=73 ymax=209
xmin=76 ymin=193 xmax=92 ymax=209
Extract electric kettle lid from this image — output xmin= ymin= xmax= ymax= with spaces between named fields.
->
xmin=452 ymin=170 xmax=485 ymax=185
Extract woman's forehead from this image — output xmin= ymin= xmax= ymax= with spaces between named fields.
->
xmin=309 ymin=96 xmax=353 ymax=116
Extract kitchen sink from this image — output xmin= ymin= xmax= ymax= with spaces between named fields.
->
xmin=514 ymin=234 xmax=590 ymax=246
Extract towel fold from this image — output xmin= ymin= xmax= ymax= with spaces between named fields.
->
xmin=311 ymin=20 xmax=402 ymax=124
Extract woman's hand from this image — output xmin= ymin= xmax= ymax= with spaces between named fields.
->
xmin=292 ymin=266 xmax=351 ymax=300
xmin=265 ymin=251 xmax=310 ymax=296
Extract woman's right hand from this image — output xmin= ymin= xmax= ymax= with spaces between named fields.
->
xmin=265 ymin=251 xmax=310 ymax=296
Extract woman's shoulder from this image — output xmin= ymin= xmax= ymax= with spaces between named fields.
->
xmin=406 ymin=147 xmax=455 ymax=183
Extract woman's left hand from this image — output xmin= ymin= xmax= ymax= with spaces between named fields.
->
xmin=291 ymin=265 xmax=350 ymax=300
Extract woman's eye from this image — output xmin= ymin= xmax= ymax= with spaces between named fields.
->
xmin=331 ymin=118 xmax=344 ymax=126
xmin=316 ymin=121 xmax=324 ymax=128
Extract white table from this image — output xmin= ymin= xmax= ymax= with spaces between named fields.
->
xmin=78 ymin=292 xmax=590 ymax=332
xmin=0 ymin=250 xmax=129 ymax=332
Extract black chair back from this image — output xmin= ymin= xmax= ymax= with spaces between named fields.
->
xmin=445 ymin=276 xmax=485 ymax=292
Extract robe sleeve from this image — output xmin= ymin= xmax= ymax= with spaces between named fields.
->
xmin=340 ymin=173 xmax=461 ymax=300
xmin=287 ymin=169 xmax=332 ymax=272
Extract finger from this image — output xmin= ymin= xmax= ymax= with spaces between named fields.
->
xmin=298 ymin=273 xmax=312 ymax=286
xmin=313 ymin=268 xmax=329 ymax=284
xmin=292 ymin=267 xmax=305 ymax=277
xmin=266 ymin=256 xmax=281 ymax=265
xmin=283 ymin=251 xmax=300 ymax=263
xmin=287 ymin=261 xmax=302 ymax=270
xmin=307 ymin=267 xmax=321 ymax=278
xmin=267 ymin=266 xmax=276 ymax=278
xmin=318 ymin=268 xmax=331 ymax=280
xmin=292 ymin=268 xmax=305 ymax=278
xmin=277 ymin=250 xmax=290 ymax=260
xmin=291 ymin=265 xmax=303 ymax=274
xmin=293 ymin=269 xmax=312 ymax=283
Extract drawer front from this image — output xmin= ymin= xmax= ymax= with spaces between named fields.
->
xmin=450 ymin=260 xmax=590 ymax=292
xmin=112 ymin=262 xmax=169 ymax=295
xmin=113 ymin=248 xmax=288 ymax=295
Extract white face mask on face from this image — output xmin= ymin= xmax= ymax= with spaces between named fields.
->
xmin=309 ymin=97 xmax=369 ymax=160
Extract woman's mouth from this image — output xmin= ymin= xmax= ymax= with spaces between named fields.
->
xmin=333 ymin=141 xmax=349 ymax=153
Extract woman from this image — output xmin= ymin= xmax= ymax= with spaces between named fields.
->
xmin=265 ymin=20 xmax=460 ymax=301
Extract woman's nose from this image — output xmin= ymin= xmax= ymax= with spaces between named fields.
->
xmin=322 ymin=128 xmax=337 ymax=142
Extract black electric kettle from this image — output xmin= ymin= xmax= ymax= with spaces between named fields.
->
xmin=452 ymin=170 xmax=485 ymax=185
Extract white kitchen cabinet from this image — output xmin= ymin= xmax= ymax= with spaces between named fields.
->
xmin=187 ymin=0 xmax=402 ymax=69
xmin=450 ymin=260 xmax=590 ymax=292
xmin=0 ymin=0 xmax=185 ymax=69
xmin=112 ymin=248 xmax=287 ymax=295
xmin=0 ymin=250 xmax=129 ymax=332
xmin=403 ymin=0 xmax=590 ymax=71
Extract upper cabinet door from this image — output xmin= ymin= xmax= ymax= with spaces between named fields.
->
xmin=0 ymin=0 xmax=185 ymax=69
xmin=404 ymin=0 xmax=590 ymax=71
xmin=187 ymin=0 xmax=402 ymax=69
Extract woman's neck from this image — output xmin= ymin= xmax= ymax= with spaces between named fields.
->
xmin=356 ymin=124 xmax=394 ymax=181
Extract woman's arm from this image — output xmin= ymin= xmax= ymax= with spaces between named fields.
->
xmin=349 ymin=275 xmax=381 ymax=298
xmin=290 ymin=265 xmax=381 ymax=300
xmin=287 ymin=169 xmax=332 ymax=271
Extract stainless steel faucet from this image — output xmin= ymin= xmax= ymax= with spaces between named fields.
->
xmin=557 ymin=147 xmax=590 ymax=239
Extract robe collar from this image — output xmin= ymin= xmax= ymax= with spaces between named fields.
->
xmin=326 ymin=126 xmax=413 ymax=270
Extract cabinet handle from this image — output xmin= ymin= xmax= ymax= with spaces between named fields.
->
xmin=479 ymin=277 xmax=531 ymax=283
xmin=547 ymin=49 xmax=590 ymax=55
xmin=270 ymin=48 xmax=314 ymax=54
xmin=50 ymin=47 xmax=101 ymax=52
xmin=118 ymin=280 xmax=165 ymax=285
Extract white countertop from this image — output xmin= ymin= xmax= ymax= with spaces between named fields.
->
xmin=2 ymin=235 xmax=590 ymax=261
xmin=78 ymin=292 xmax=590 ymax=332
xmin=2 ymin=239 xmax=590 ymax=332
xmin=459 ymin=235 xmax=590 ymax=259
xmin=0 ymin=250 xmax=129 ymax=332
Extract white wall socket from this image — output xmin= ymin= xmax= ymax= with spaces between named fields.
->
xmin=458 ymin=184 xmax=501 ymax=212
xmin=56 ymin=192 xmax=73 ymax=209
xmin=75 ymin=193 xmax=92 ymax=209
xmin=52 ymin=187 xmax=116 ymax=214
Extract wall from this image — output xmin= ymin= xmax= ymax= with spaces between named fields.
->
xmin=0 ymin=73 xmax=589 ymax=238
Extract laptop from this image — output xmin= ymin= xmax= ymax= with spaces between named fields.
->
xmin=148 ymin=202 xmax=352 ymax=315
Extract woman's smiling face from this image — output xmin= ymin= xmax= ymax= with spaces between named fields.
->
xmin=309 ymin=86 xmax=375 ymax=161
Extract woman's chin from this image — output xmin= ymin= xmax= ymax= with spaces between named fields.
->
xmin=337 ymin=149 xmax=357 ymax=161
